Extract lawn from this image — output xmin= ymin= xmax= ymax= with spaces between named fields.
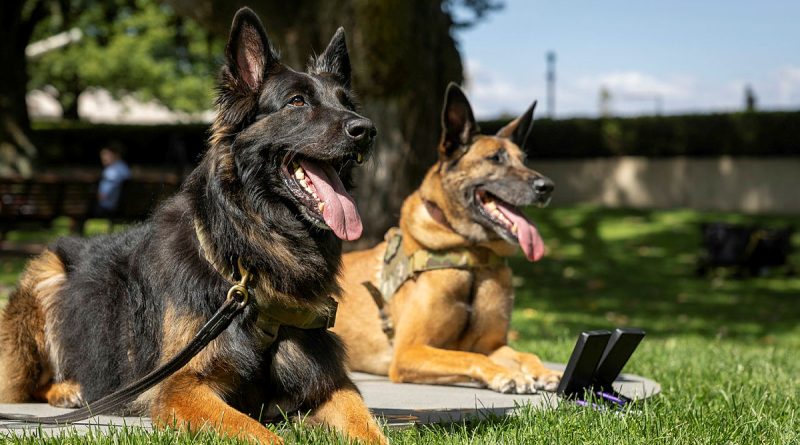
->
xmin=1 ymin=207 xmax=799 ymax=444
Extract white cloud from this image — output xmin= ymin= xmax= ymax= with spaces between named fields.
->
xmin=569 ymin=71 xmax=705 ymax=116
xmin=576 ymin=71 xmax=692 ymax=98
xmin=465 ymin=59 xmax=800 ymax=119
xmin=463 ymin=59 xmax=542 ymax=119
xmin=776 ymin=66 xmax=800 ymax=105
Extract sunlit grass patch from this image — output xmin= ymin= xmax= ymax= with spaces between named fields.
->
xmin=0 ymin=206 xmax=798 ymax=444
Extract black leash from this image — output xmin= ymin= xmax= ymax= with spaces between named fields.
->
xmin=0 ymin=261 xmax=251 ymax=425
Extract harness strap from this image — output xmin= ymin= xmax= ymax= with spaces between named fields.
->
xmin=362 ymin=281 xmax=394 ymax=339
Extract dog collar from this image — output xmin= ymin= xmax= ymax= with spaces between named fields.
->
xmin=194 ymin=219 xmax=337 ymax=344
xmin=423 ymin=199 xmax=455 ymax=231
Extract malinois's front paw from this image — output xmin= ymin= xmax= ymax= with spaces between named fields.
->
xmin=487 ymin=371 xmax=538 ymax=394
xmin=530 ymin=369 xmax=562 ymax=392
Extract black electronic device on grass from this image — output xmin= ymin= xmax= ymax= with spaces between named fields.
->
xmin=556 ymin=328 xmax=646 ymax=409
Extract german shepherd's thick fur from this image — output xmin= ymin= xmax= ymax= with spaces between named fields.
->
xmin=333 ymin=84 xmax=561 ymax=393
xmin=0 ymin=8 xmax=386 ymax=444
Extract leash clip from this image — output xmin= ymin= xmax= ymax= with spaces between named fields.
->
xmin=226 ymin=257 xmax=252 ymax=309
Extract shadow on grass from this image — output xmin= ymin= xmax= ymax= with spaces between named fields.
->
xmin=510 ymin=206 xmax=800 ymax=343
xmin=2 ymin=208 xmax=799 ymax=343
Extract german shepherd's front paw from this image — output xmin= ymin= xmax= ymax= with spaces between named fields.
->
xmin=36 ymin=381 xmax=85 ymax=408
xmin=487 ymin=371 xmax=538 ymax=394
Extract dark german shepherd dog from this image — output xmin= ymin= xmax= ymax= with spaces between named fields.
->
xmin=0 ymin=8 xmax=386 ymax=444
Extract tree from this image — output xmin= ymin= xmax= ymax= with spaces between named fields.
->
xmin=28 ymin=0 xmax=222 ymax=119
xmin=0 ymin=0 xmax=48 ymax=177
xmin=1 ymin=0 xmax=222 ymax=176
xmin=167 ymin=0 xmax=501 ymax=244
xmin=2 ymin=0 xmax=501 ymax=243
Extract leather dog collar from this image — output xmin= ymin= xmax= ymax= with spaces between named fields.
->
xmin=193 ymin=220 xmax=337 ymax=342
xmin=423 ymin=199 xmax=454 ymax=231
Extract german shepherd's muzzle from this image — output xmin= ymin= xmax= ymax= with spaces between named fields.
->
xmin=0 ymin=8 xmax=386 ymax=444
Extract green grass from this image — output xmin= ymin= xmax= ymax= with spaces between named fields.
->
xmin=1 ymin=206 xmax=799 ymax=444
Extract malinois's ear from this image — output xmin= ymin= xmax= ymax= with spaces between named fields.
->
xmin=225 ymin=7 xmax=277 ymax=92
xmin=440 ymin=83 xmax=478 ymax=159
xmin=496 ymin=100 xmax=537 ymax=152
xmin=309 ymin=28 xmax=351 ymax=89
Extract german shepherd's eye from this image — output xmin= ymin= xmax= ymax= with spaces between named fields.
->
xmin=287 ymin=95 xmax=306 ymax=107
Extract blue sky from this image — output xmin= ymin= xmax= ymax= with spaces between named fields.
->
xmin=454 ymin=0 xmax=800 ymax=118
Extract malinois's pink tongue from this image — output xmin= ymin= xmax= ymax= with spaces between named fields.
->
xmin=495 ymin=200 xmax=545 ymax=262
xmin=299 ymin=160 xmax=362 ymax=241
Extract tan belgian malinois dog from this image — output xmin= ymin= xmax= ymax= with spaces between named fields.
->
xmin=333 ymin=83 xmax=561 ymax=394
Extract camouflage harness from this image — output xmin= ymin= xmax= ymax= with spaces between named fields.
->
xmin=362 ymin=227 xmax=505 ymax=339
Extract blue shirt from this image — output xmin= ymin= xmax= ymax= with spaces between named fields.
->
xmin=98 ymin=160 xmax=131 ymax=211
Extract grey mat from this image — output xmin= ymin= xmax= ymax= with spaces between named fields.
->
xmin=0 ymin=363 xmax=660 ymax=435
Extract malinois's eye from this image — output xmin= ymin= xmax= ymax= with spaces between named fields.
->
xmin=487 ymin=151 xmax=504 ymax=163
xmin=288 ymin=95 xmax=306 ymax=107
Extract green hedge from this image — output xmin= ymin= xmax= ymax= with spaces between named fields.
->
xmin=480 ymin=111 xmax=800 ymax=158
xmin=31 ymin=111 xmax=800 ymax=167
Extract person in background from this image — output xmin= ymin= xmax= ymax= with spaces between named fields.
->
xmin=96 ymin=141 xmax=132 ymax=215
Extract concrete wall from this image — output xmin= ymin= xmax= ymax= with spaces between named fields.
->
xmin=533 ymin=157 xmax=800 ymax=214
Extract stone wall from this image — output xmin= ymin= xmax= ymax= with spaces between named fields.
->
xmin=532 ymin=157 xmax=800 ymax=214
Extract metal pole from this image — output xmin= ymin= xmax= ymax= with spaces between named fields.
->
xmin=546 ymin=51 xmax=556 ymax=118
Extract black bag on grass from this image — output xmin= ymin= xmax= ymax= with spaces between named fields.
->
xmin=697 ymin=222 xmax=794 ymax=276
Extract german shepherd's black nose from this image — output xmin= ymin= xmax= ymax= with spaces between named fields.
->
xmin=345 ymin=118 xmax=377 ymax=146
xmin=533 ymin=177 xmax=554 ymax=201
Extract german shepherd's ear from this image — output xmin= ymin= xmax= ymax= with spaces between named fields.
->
xmin=440 ymin=83 xmax=478 ymax=159
xmin=225 ymin=7 xmax=278 ymax=92
xmin=309 ymin=28 xmax=352 ymax=89
xmin=496 ymin=100 xmax=537 ymax=152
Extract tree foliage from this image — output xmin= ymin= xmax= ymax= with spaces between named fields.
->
xmin=444 ymin=0 xmax=504 ymax=29
xmin=28 ymin=0 xmax=223 ymax=118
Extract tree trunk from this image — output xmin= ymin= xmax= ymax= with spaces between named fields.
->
xmin=61 ymin=91 xmax=81 ymax=121
xmin=168 ymin=0 xmax=463 ymax=245
xmin=0 ymin=0 xmax=43 ymax=178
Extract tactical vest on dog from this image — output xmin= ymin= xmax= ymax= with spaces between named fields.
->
xmin=362 ymin=227 xmax=505 ymax=338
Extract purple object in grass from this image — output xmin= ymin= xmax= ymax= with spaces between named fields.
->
xmin=596 ymin=391 xmax=629 ymax=407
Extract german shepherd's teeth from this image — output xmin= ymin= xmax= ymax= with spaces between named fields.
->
xmin=299 ymin=178 xmax=315 ymax=196
xmin=294 ymin=165 xmax=305 ymax=180
xmin=511 ymin=223 xmax=518 ymax=234
xmin=485 ymin=200 xmax=497 ymax=210
xmin=318 ymin=202 xmax=325 ymax=212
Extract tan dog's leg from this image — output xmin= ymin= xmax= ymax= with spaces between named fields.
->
xmin=151 ymin=373 xmax=283 ymax=444
xmin=309 ymin=382 xmax=387 ymax=445
xmin=391 ymin=344 xmax=537 ymax=394
xmin=489 ymin=346 xmax=562 ymax=391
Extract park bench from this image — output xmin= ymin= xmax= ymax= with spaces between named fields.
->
xmin=0 ymin=175 xmax=179 ymax=241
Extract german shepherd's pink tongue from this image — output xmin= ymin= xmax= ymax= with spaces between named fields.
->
xmin=495 ymin=201 xmax=545 ymax=262
xmin=299 ymin=160 xmax=363 ymax=241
